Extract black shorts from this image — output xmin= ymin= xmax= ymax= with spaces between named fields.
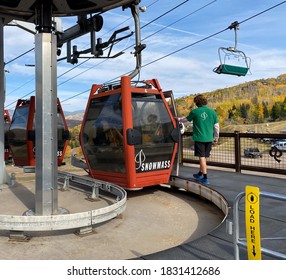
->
xmin=194 ymin=141 xmax=212 ymax=157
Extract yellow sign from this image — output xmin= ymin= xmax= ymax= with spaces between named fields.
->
xmin=245 ymin=186 xmax=261 ymax=260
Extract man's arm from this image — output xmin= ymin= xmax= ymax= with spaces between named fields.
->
xmin=214 ymin=123 xmax=220 ymax=142
xmin=177 ymin=117 xmax=187 ymax=122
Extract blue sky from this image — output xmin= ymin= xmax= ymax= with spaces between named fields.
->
xmin=3 ymin=0 xmax=286 ymax=113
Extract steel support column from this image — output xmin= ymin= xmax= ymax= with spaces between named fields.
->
xmin=0 ymin=17 xmax=11 ymax=188
xmin=34 ymin=1 xmax=58 ymax=215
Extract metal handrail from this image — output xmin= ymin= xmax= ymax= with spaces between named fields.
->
xmin=181 ymin=131 xmax=286 ymax=176
xmin=233 ymin=191 xmax=286 ymax=260
xmin=0 ymin=171 xmax=127 ymax=233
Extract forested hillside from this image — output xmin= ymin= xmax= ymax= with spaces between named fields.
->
xmin=175 ymin=74 xmax=286 ymax=127
xmin=65 ymin=74 xmax=286 ymax=156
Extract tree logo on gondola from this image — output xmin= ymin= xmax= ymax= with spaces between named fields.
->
xmin=135 ymin=149 xmax=170 ymax=172
xmin=135 ymin=149 xmax=146 ymax=170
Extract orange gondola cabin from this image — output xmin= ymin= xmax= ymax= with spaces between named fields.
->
xmin=8 ymin=96 xmax=69 ymax=167
xmin=80 ymin=76 xmax=180 ymax=190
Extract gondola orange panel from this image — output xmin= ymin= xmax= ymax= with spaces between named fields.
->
xmin=4 ymin=109 xmax=11 ymax=161
xmin=8 ymin=96 xmax=69 ymax=167
xmin=80 ymin=76 xmax=180 ymax=190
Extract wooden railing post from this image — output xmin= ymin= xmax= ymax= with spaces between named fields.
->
xmin=234 ymin=131 xmax=241 ymax=173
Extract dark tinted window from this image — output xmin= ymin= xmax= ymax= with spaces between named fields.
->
xmin=82 ymin=93 xmax=125 ymax=173
xmin=8 ymin=107 xmax=29 ymax=161
xmin=132 ymin=93 xmax=175 ymax=173
xmin=57 ymin=111 xmax=68 ymax=148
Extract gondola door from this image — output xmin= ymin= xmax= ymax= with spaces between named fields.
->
xmin=127 ymin=78 xmax=179 ymax=189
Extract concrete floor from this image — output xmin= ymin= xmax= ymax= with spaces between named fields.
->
xmin=0 ymin=164 xmax=224 ymax=260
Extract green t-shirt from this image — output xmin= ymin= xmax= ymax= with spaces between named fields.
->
xmin=186 ymin=105 xmax=219 ymax=142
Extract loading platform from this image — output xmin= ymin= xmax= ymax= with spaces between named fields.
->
xmin=141 ymin=165 xmax=286 ymax=260
xmin=0 ymin=164 xmax=285 ymax=260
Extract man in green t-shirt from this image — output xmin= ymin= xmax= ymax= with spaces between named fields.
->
xmin=179 ymin=94 xmax=219 ymax=185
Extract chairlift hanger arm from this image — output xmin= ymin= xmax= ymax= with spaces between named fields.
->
xmin=228 ymin=21 xmax=239 ymax=51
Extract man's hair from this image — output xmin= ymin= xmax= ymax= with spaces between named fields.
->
xmin=194 ymin=94 xmax=207 ymax=107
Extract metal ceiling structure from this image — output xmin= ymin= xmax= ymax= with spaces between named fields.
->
xmin=0 ymin=0 xmax=137 ymax=216
xmin=0 ymin=0 xmax=135 ymax=23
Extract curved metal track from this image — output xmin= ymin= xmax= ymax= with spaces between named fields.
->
xmin=0 ymin=172 xmax=228 ymax=235
xmin=0 ymin=171 xmax=127 ymax=232
xmin=169 ymin=176 xmax=229 ymax=217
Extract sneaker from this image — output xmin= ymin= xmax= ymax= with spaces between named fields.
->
xmin=198 ymin=177 xmax=210 ymax=185
xmin=193 ymin=173 xmax=203 ymax=180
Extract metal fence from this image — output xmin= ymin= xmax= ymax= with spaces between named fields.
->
xmin=181 ymin=132 xmax=286 ymax=175
xmin=233 ymin=190 xmax=286 ymax=260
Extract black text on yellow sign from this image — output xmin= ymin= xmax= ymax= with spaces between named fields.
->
xmin=245 ymin=186 xmax=261 ymax=260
